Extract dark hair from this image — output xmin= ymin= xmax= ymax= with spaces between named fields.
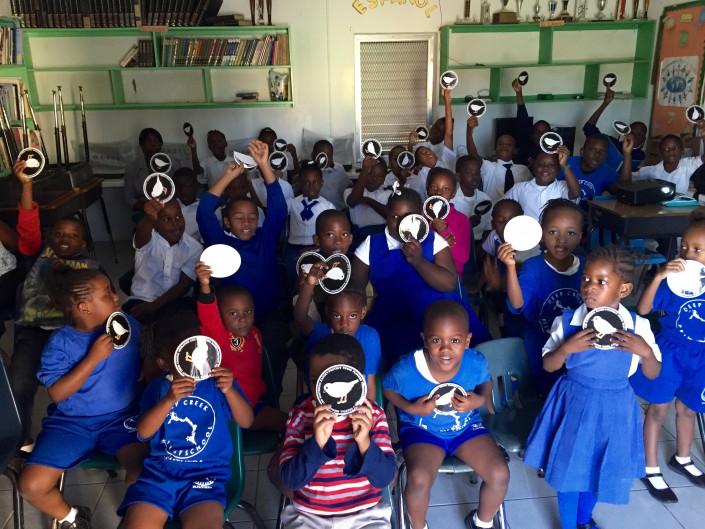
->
xmin=630 ymin=121 xmax=647 ymax=133
xmin=147 ymin=312 xmax=201 ymax=362
xmin=493 ymin=198 xmax=524 ymax=216
xmin=216 ymin=285 xmax=254 ymax=310
xmin=138 ymin=127 xmax=163 ymax=146
xmin=583 ymin=133 xmax=609 ymax=150
xmin=495 ymin=133 xmax=516 ymax=146
xmin=375 ymin=158 xmax=388 ymax=173
xmin=585 ymin=245 xmax=635 ymax=283
xmin=173 ymin=167 xmax=197 ymax=180
xmin=327 ymin=286 xmax=366 ymax=311
xmin=258 ymin=127 xmax=277 ymax=139
xmin=299 ymin=161 xmax=323 ymax=179
xmin=224 ymin=196 xmax=258 ymax=217
xmin=455 ymin=155 xmax=481 ymax=173
xmin=427 ymin=167 xmax=457 ymax=192
xmin=315 ymin=209 xmax=350 ymax=234
xmin=423 ymin=300 xmax=469 ymax=333
xmin=660 ymin=134 xmax=683 ymax=150
xmin=207 ymin=129 xmax=226 ymax=140
xmin=310 ymin=333 xmax=365 ymax=374
xmin=54 ymin=217 xmax=86 ymax=240
xmin=540 ymin=198 xmax=583 ymax=227
xmin=533 ymin=120 xmax=550 ymax=131
xmin=684 ymin=209 xmax=705 ymax=236
xmin=313 ymin=139 xmax=333 ymax=151
xmin=388 ymin=187 xmax=423 ymax=211
xmin=46 ymin=267 xmax=105 ymax=323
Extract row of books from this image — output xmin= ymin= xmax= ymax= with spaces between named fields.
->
xmin=160 ymin=34 xmax=289 ymax=67
xmin=10 ymin=0 xmax=136 ymax=28
xmin=0 ymin=84 xmax=23 ymax=122
xmin=141 ymin=0 xmax=218 ymax=27
xmin=0 ymin=27 xmax=23 ymax=65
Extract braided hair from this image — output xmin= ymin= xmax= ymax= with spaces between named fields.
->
xmin=540 ymin=198 xmax=584 ymax=228
xmin=585 ymin=244 xmax=635 ymax=283
xmin=46 ymin=267 xmax=104 ymax=324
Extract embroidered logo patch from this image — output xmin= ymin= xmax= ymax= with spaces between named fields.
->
xmin=230 ymin=336 xmax=244 ymax=351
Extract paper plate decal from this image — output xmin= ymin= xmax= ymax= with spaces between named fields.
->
xmin=315 ymin=364 xmax=366 ymax=415
xmin=232 ymin=151 xmax=257 ymax=169
xmin=416 ymin=126 xmax=429 ymax=141
xmin=440 ymin=70 xmax=459 ymax=90
xmin=428 ymin=382 xmax=467 ymax=414
xmin=397 ymin=150 xmax=416 ymax=170
xmin=17 ymin=147 xmax=45 ymax=178
xmin=273 ymin=138 xmax=288 ymax=152
xmin=200 ymin=244 xmax=242 ymax=278
xmin=150 ymin=152 xmax=172 ymax=173
xmin=518 ymin=71 xmax=529 ymax=86
xmin=183 ymin=122 xmax=194 ymax=137
xmin=423 ymin=195 xmax=450 ymax=220
xmin=503 ymin=215 xmax=542 ymax=252
xmin=613 ymin=121 xmax=631 ymax=135
xmin=686 ymin=105 xmax=705 ymax=124
xmin=143 ymin=172 xmax=175 ymax=202
xmin=315 ymin=152 xmax=329 ymax=169
xmin=296 ymin=251 xmax=351 ymax=295
xmin=296 ymin=251 xmax=325 ymax=276
xmin=582 ymin=307 xmax=626 ymax=349
xmin=361 ymin=139 xmax=382 ymax=159
xmin=466 ymin=98 xmax=487 ymax=118
xmin=667 ymin=259 xmax=705 ymax=298
xmin=474 ymin=200 xmax=493 ymax=216
xmin=106 ymin=312 xmax=131 ymax=349
xmin=399 ymin=213 xmax=430 ymax=243
xmin=269 ymin=151 xmax=288 ymax=172
xmin=539 ymin=131 xmax=563 ymax=154
xmin=174 ymin=335 xmax=221 ymax=381
xmin=603 ymin=73 xmax=617 ymax=88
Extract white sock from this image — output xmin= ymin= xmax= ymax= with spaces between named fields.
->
xmin=474 ymin=512 xmax=494 ymax=529
xmin=59 ymin=507 xmax=78 ymax=524
xmin=675 ymin=455 xmax=704 ymax=476
xmin=645 ymin=467 xmax=668 ymax=490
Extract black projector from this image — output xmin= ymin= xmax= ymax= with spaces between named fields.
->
xmin=614 ymin=179 xmax=676 ymax=206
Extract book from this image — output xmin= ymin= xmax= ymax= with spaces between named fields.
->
xmin=119 ymin=43 xmax=138 ymax=67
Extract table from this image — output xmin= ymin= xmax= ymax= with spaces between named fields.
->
xmin=587 ymin=198 xmax=705 ymax=260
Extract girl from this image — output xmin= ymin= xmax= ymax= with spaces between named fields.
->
xmin=630 ymin=212 xmax=705 ymax=503
xmin=19 ymin=268 xmax=145 ymax=529
xmin=425 ymin=167 xmax=471 ymax=278
xmin=523 ymin=245 xmax=661 ymax=529
xmin=498 ymin=198 xmax=585 ymax=394
xmin=351 ymin=187 xmax=489 ymax=367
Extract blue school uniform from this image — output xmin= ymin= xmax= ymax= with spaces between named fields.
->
xmin=365 ymin=232 xmax=490 ymax=365
xmin=630 ymin=282 xmax=705 ymax=412
xmin=307 ymin=322 xmax=383 ymax=376
xmin=508 ymin=254 xmax=584 ymax=393
xmin=582 ymin=123 xmax=645 ymax=172
xmin=118 ymin=374 xmax=245 ymax=518
xmin=557 ymin=156 xmax=616 ymax=205
xmin=524 ymin=306 xmax=656 ymax=504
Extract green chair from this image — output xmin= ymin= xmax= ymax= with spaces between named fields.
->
xmin=241 ymin=346 xmax=282 ymax=457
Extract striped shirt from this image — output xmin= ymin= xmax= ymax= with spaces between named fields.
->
xmin=279 ymin=396 xmax=396 ymax=516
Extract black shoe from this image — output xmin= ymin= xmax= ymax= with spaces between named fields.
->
xmin=641 ymin=472 xmax=678 ymax=503
xmin=577 ymin=519 xmax=600 ymax=529
xmin=667 ymin=454 xmax=705 ymax=487
xmin=464 ymin=509 xmax=493 ymax=529
xmin=60 ymin=506 xmax=91 ymax=529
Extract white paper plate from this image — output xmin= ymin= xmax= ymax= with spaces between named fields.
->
xmin=232 ymin=151 xmax=257 ymax=169
xmin=667 ymin=259 xmax=705 ymax=298
xmin=503 ymin=215 xmax=542 ymax=252
xmin=200 ymin=244 xmax=242 ymax=278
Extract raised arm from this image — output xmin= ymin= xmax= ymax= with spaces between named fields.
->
xmin=617 ymin=134 xmax=634 ymax=185
xmin=133 ymin=199 xmax=162 ymax=249
xmin=249 ymin=140 xmax=277 ymax=185
xmin=292 ymin=272 xmax=321 ymax=338
xmin=465 ymin=116 xmax=481 ymax=160
xmin=497 ymin=243 xmax=523 ymax=310
xmin=187 ymin=135 xmax=203 ymax=175
xmin=558 ymin=146 xmax=582 ymax=199
xmin=346 ymin=156 xmax=376 ymax=207
xmin=584 ymin=88 xmax=613 ymax=135
xmin=442 ymin=88 xmax=454 ymax=150
xmin=208 ymin=161 xmax=246 ymax=198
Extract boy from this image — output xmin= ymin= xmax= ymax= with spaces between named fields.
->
xmin=279 ymin=333 xmax=396 ymax=527
xmin=383 ymin=300 xmax=509 ymax=529
xmin=250 ymin=127 xmax=297 ymax=204
xmin=312 ymin=139 xmax=350 ymax=210
xmin=173 ymin=167 xmax=201 ymax=242
xmin=451 ymin=155 xmax=492 ymax=242
xmin=384 ymin=145 xmax=424 ymax=196
xmin=345 ymin=156 xmax=392 ymax=244
xmin=188 ymin=129 xmax=234 ymax=189
xmin=512 ymin=78 xmax=551 ymax=167
xmin=217 ymin=172 xmax=265 ymax=229
xmin=556 ymin=134 xmax=615 ymax=205
xmin=411 ymin=88 xmax=457 ymax=174
xmin=466 ymin=115 xmax=532 ymax=203
xmin=124 ymin=199 xmax=201 ymax=324
xmin=504 ymin=147 xmax=581 ymax=221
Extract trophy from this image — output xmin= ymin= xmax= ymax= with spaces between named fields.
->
xmin=494 ymin=0 xmax=519 ymax=23
xmin=481 ymin=0 xmax=492 ymax=23
xmin=516 ymin=0 xmax=524 ymax=18
xmin=548 ymin=0 xmax=558 ymax=19
xmin=632 ymin=0 xmax=639 ymax=19
xmin=575 ymin=0 xmax=587 ymax=19
xmin=558 ymin=0 xmax=573 ymax=20
xmin=594 ymin=0 xmax=607 ymax=19
xmin=533 ymin=0 xmax=542 ymax=20
xmin=457 ymin=0 xmax=475 ymax=23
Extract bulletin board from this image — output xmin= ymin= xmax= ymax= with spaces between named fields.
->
xmin=650 ymin=0 xmax=705 ymax=137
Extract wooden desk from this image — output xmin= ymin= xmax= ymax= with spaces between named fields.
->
xmin=588 ymin=199 xmax=705 ymax=259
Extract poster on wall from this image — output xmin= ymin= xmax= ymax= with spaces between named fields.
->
xmin=658 ymin=56 xmax=698 ymax=107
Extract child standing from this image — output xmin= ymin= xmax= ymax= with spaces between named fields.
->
xmin=19 ymin=268 xmax=146 ymax=529
xmin=630 ymin=213 xmax=705 ymax=503
xmin=384 ymin=300 xmax=509 ymax=529
xmin=312 ymin=139 xmax=350 ymax=210
xmin=173 ymin=167 xmax=201 ymax=242
xmin=279 ymin=333 xmax=396 ymax=527
xmin=345 ymin=155 xmax=392 ymax=245
xmin=524 ymin=245 xmax=661 ymax=529
xmin=451 ymin=156 xmax=492 ymax=243
xmin=189 ymin=129 xmax=234 ymax=189
xmin=384 ymin=145 xmax=424 ymax=197
xmin=119 ymin=313 xmax=253 ymax=529
xmin=498 ymin=199 xmax=585 ymax=393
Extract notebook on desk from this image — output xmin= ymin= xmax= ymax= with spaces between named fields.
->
xmin=661 ymin=194 xmax=699 ymax=207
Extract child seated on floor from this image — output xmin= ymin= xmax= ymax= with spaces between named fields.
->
xmin=451 ymin=156 xmax=492 ymax=243
xmin=195 ymin=262 xmax=287 ymax=432
xmin=279 ymin=333 xmax=396 ymax=528
xmin=383 ymin=300 xmax=509 ymax=529
xmin=174 ymin=167 xmax=201 ymax=242
xmin=312 ymin=139 xmax=350 ymax=210
xmin=345 ymin=155 xmax=392 ymax=245
xmin=556 ymin=134 xmax=615 ymax=206
xmin=189 ymin=129 xmax=234 ymax=189
xmin=118 ymin=312 xmax=253 ymax=529
xmin=124 ymin=198 xmax=202 ymax=324
xmin=19 ymin=267 xmax=146 ymax=529
xmin=384 ymin=145 xmax=424 ymax=196
xmin=465 ymin=115 xmax=532 ymax=203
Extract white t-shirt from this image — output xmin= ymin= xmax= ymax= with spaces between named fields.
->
xmin=343 ymin=187 xmax=393 ymax=228
xmin=633 ymin=156 xmax=703 ymax=194
xmin=481 ymin=159 xmax=533 ymax=203
xmin=287 ymin=195 xmax=336 ymax=245
xmin=354 ymin=228 xmax=449 ymax=265
xmin=504 ymin=179 xmax=574 ymax=222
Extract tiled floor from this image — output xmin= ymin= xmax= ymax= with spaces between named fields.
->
xmin=1 ymin=241 xmax=705 ymax=529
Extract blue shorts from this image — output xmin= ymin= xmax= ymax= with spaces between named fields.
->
xmin=26 ymin=405 xmax=140 ymax=470
xmin=118 ymin=458 xmax=230 ymax=519
xmin=399 ymin=423 xmax=489 ymax=456
xmin=631 ymin=333 xmax=705 ymax=413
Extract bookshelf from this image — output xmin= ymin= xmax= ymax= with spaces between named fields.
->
xmin=439 ymin=20 xmax=655 ymax=105
xmin=20 ymin=25 xmax=294 ymax=111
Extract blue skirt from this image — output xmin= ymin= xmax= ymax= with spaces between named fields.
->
xmin=523 ymin=371 xmax=644 ymax=504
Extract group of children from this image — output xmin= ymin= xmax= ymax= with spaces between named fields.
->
xmin=1 ymin=75 xmax=705 ymax=529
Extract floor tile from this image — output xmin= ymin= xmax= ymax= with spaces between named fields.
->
xmin=227 ymin=470 xmax=259 ymax=523
xmin=90 ymin=480 xmax=127 ymax=529
xmin=255 ymin=469 xmax=283 ymax=521
xmin=505 ymin=455 xmax=557 ymax=501
xmin=663 ymin=485 xmax=705 ymax=529
xmin=504 ymin=496 xmax=561 ymax=529
xmin=592 ymin=490 xmax=684 ymax=529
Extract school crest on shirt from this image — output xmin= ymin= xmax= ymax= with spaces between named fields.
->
xmin=123 ymin=415 xmax=138 ymax=432
xmin=230 ymin=336 xmax=244 ymax=351
xmin=539 ymin=288 xmax=583 ymax=334
xmin=578 ymin=179 xmax=596 ymax=200
xmin=675 ymin=300 xmax=705 ymax=343
xmin=162 ymin=396 xmax=216 ymax=461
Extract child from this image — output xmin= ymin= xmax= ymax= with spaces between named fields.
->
xmin=465 ymin=115 xmax=532 ymax=203
xmin=250 ymin=127 xmax=297 ymax=203
xmin=451 ymin=155 xmax=492 ymax=243
xmin=217 ymin=172 xmax=265 ymax=229
xmin=351 ymin=187 xmax=490 ymax=366
xmin=411 ymin=88 xmax=457 ymax=178
xmin=630 ymin=212 xmax=705 ymax=503
xmin=345 ymin=155 xmax=392 ymax=244
xmin=19 ymin=268 xmax=146 ymax=529
xmin=173 ymin=167 xmax=201 ymax=243
xmin=118 ymin=313 xmax=253 ymax=529
xmin=504 ymin=149 xmax=581 ymax=221
xmin=188 ymin=129 xmax=234 ymax=189
xmin=124 ymin=199 xmax=201 ymax=324
xmin=384 ymin=144 xmax=424 ymax=196
xmin=384 ymin=300 xmax=509 ymax=529
xmin=556 ymin=134 xmax=615 ymax=204
xmin=512 ymin=78 xmax=551 ymax=167
xmin=279 ymin=333 xmax=396 ymax=527
xmin=628 ymin=120 xmax=705 ymax=194
xmin=312 ymin=139 xmax=350 ymax=210
xmin=524 ymin=245 xmax=661 ymax=529
xmin=498 ymin=198 xmax=585 ymax=394
xmin=195 ymin=262 xmax=287 ymax=431
xmin=425 ymin=167 xmax=471 ymax=277
xmin=258 ymin=126 xmax=300 ymax=179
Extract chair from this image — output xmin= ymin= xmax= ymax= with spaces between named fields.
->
xmin=0 ymin=358 xmax=25 ymax=529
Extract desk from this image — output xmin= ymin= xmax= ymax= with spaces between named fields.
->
xmin=588 ymin=199 xmax=705 ymax=259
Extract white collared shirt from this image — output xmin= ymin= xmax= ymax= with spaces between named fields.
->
xmin=633 ymin=156 xmax=703 ymax=194
xmin=504 ymin=179 xmax=575 ymax=222
xmin=353 ymin=227 xmax=449 ymax=265
xmin=343 ymin=187 xmax=393 ymax=228
xmin=177 ymin=199 xmax=201 ymax=243
xmin=287 ymin=195 xmax=336 ymax=245
xmin=201 ymin=154 xmax=235 ymax=188
xmin=383 ymin=172 xmax=425 ymax=197
xmin=481 ymin=159 xmax=533 ymax=203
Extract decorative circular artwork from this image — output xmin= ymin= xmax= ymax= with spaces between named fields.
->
xmin=315 ymin=364 xmax=367 ymax=416
xmin=428 ymin=382 xmax=467 ymax=414
xmin=539 ymin=131 xmax=563 ymax=154
xmin=474 ymin=200 xmax=493 ymax=216
xmin=273 ymin=138 xmax=288 ymax=152
xmin=232 ymin=151 xmax=257 ymax=169
xmin=503 ymin=215 xmax=542 ymax=252
xmin=296 ymin=251 xmax=325 ymax=277
xmin=295 ymin=251 xmax=351 ymax=295
xmin=603 ymin=73 xmax=617 ymax=88
xmin=613 ymin=121 xmax=631 ymax=135
xmin=106 ymin=311 xmax=131 ymax=349
xmin=361 ymin=139 xmax=382 ymax=159
xmin=397 ymin=150 xmax=416 ymax=170
xmin=268 ymin=151 xmax=288 ymax=172
xmin=183 ymin=122 xmax=194 ymax=137
xmin=174 ymin=335 xmax=222 ymax=381
xmin=440 ymin=70 xmax=459 ymax=90
xmin=17 ymin=147 xmax=45 ymax=178
xmin=315 ymin=152 xmax=329 ymax=169
xmin=143 ymin=172 xmax=175 ymax=202
xmin=686 ymin=105 xmax=705 ymax=124
xmin=416 ymin=126 xmax=429 ymax=141
xmin=582 ymin=307 xmax=626 ymax=350
xmin=150 ymin=152 xmax=172 ymax=173
xmin=423 ymin=195 xmax=450 ymax=220
xmin=200 ymin=244 xmax=242 ymax=278
xmin=466 ymin=98 xmax=487 ymax=118
xmin=667 ymin=259 xmax=705 ymax=299
xmin=399 ymin=213 xmax=429 ymax=243
xmin=517 ymin=71 xmax=529 ymax=86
